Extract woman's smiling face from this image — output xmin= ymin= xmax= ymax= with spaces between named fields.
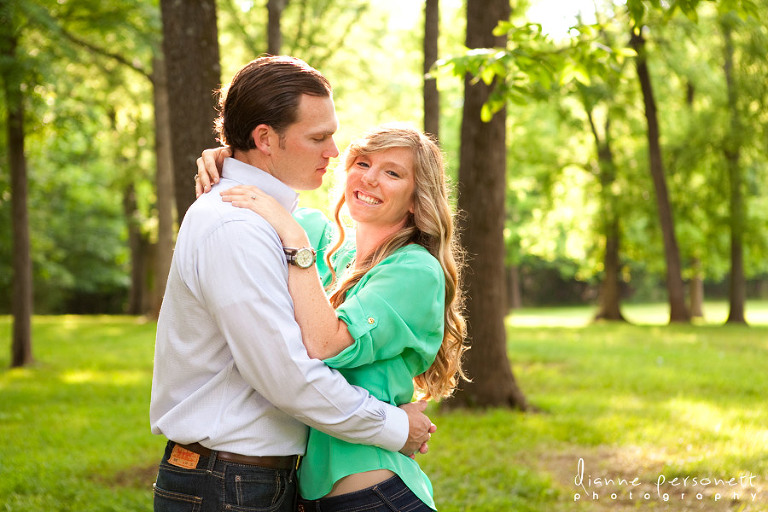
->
xmin=344 ymin=146 xmax=416 ymax=232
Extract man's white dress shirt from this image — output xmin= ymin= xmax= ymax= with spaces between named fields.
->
xmin=150 ymin=158 xmax=407 ymax=456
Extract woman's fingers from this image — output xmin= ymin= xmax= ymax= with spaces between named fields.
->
xmin=195 ymin=147 xmax=230 ymax=197
xmin=195 ymin=158 xmax=212 ymax=197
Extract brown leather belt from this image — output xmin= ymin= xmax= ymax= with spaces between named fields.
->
xmin=176 ymin=442 xmax=297 ymax=470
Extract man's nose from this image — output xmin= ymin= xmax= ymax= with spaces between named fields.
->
xmin=325 ymin=138 xmax=340 ymax=159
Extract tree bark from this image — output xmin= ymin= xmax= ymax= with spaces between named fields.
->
xmin=506 ymin=265 xmax=522 ymax=310
xmin=759 ymin=278 xmax=768 ymax=300
xmin=124 ymin=183 xmax=146 ymax=315
xmin=721 ymin=20 xmax=746 ymax=325
xmin=267 ymin=0 xmax=288 ymax=56
xmin=2 ymin=27 xmax=34 ymax=368
xmin=630 ymin=28 xmax=690 ymax=324
xmin=152 ymin=55 xmax=175 ymax=317
xmin=586 ymin=113 xmax=626 ymax=322
xmin=448 ymin=0 xmax=529 ymax=410
xmin=595 ymin=216 xmax=625 ymax=321
xmin=160 ymin=0 xmax=221 ymax=222
xmin=423 ymin=0 xmax=440 ymax=139
xmin=689 ymin=258 xmax=704 ymax=318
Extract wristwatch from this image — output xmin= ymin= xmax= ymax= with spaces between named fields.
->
xmin=283 ymin=247 xmax=316 ymax=269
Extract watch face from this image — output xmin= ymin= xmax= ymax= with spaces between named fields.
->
xmin=295 ymin=248 xmax=315 ymax=268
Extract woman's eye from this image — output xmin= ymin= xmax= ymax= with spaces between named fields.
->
xmin=386 ymin=170 xmax=400 ymax=178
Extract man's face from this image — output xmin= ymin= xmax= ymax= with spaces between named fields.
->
xmin=268 ymin=94 xmax=339 ymax=191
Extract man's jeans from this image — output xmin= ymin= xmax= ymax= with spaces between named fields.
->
xmin=153 ymin=441 xmax=297 ymax=512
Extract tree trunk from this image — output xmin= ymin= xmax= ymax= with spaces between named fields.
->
xmin=124 ymin=183 xmax=146 ymax=315
xmin=587 ymin=112 xmax=626 ymax=322
xmin=629 ymin=28 xmax=690 ymax=324
xmin=448 ymin=0 xmax=529 ymax=410
xmin=683 ymin=82 xmax=704 ymax=320
xmin=160 ymin=0 xmax=221 ymax=222
xmin=689 ymin=258 xmax=704 ymax=318
xmin=721 ymin=20 xmax=746 ymax=325
xmin=595 ymin=216 xmax=626 ymax=321
xmin=423 ymin=0 xmax=440 ymax=139
xmin=758 ymin=278 xmax=768 ymax=300
xmin=152 ymin=55 xmax=175 ymax=317
xmin=506 ymin=265 xmax=522 ymax=310
xmin=267 ymin=0 xmax=288 ymax=55
xmin=2 ymin=29 xmax=34 ymax=368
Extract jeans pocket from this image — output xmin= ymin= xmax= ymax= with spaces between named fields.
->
xmin=153 ymin=482 xmax=204 ymax=512
xmin=225 ymin=466 xmax=294 ymax=512
xmin=154 ymin=463 xmax=207 ymax=512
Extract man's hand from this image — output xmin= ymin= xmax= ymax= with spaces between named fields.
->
xmin=398 ymin=400 xmax=437 ymax=457
xmin=195 ymin=146 xmax=232 ymax=197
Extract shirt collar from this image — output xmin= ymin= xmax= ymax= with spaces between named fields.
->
xmin=221 ymin=157 xmax=299 ymax=212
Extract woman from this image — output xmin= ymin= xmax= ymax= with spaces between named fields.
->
xmin=208 ymin=125 xmax=466 ymax=511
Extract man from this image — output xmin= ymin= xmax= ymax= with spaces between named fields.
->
xmin=150 ymin=56 xmax=432 ymax=512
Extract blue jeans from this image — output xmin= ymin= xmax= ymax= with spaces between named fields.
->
xmin=154 ymin=441 xmax=297 ymax=512
xmin=296 ymin=475 xmax=433 ymax=512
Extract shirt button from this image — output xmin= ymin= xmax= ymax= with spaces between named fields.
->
xmin=368 ymin=317 xmax=375 ymax=324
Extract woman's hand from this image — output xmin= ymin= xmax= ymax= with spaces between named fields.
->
xmin=195 ymin=146 xmax=232 ymax=197
xmin=220 ymin=185 xmax=309 ymax=247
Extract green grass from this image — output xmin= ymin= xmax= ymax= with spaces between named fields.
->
xmin=1 ymin=302 xmax=767 ymax=511
xmin=0 ymin=316 xmax=165 ymax=511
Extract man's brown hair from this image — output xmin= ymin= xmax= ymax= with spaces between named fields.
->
xmin=214 ymin=56 xmax=332 ymax=151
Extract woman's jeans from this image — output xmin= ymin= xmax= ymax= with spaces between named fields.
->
xmin=297 ymin=475 xmax=432 ymax=512
xmin=153 ymin=441 xmax=297 ymax=512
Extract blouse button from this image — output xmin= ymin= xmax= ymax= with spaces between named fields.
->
xmin=368 ymin=317 xmax=375 ymax=324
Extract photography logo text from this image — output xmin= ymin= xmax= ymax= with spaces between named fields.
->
xmin=573 ymin=457 xmax=760 ymax=505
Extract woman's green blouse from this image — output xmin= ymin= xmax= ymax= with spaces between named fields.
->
xmin=293 ymin=208 xmax=445 ymax=510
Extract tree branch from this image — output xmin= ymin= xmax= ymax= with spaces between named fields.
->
xmin=56 ymin=26 xmax=154 ymax=85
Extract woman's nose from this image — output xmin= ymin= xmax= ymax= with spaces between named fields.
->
xmin=361 ymin=169 xmax=377 ymax=185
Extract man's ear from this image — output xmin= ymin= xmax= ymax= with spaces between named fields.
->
xmin=251 ymin=124 xmax=274 ymax=155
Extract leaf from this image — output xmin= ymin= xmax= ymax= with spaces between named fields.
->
xmin=480 ymin=102 xmax=494 ymax=122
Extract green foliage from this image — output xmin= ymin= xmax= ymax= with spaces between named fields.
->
xmin=437 ymin=21 xmax=569 ymax=121
xmin=1 ymin=308 xmax=766 ymax=510
xmin=1 ymin=0 xmax=767 ymax=313
xmin=0 ymin=0 xmax=159 ymax=313
xmin=437 ymin=0 xmax=768 ymax=296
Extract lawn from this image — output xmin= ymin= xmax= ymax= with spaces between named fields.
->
xmin=1 ymin=302 xmax=766 ymax=511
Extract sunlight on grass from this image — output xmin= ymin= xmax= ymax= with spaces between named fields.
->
xmin=61 ymin=369 xmax=146 ymax=385
xmin=1 ymin=312 xmax=766 ymax=511
xmin=508 ymin=300 xmax=768 ymax=327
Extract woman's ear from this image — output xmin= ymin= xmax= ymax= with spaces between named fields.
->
xmin=251 ymin=124 xmax=273 ymax=155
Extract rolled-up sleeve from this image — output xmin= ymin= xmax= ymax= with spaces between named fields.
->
xmin=325 ymin=251 xmax=445 ymax=374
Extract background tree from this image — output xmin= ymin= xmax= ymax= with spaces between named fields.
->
xmin=52 ymin=1 xmax=165 ymax=316
xmin=1 ymin=0 xmax=765 ymax=329
xmin=450 ymin=0 xmax=530 ymax=409
xmin=424 ymin=0 xmax=439 ymax=139
xmin=267 ymin=0 xmax=288 ymax=55
xmin=628 ymin=3 xmax=690 ymax=323
xmin=570 ymin=17 xmax=634 ymax=322
xmin=720 ymin=11 xmax=746 ymax=324
xmin=1 ymin=2 xmax=33 ymax=367
xmin=152 ymin=52 xmax=175 ymax=317
xmin=160 ymin=0 xmax=220 ymax=222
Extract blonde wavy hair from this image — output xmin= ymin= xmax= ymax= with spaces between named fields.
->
xmin=326 ymin=125 xmax=468 ymax=401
